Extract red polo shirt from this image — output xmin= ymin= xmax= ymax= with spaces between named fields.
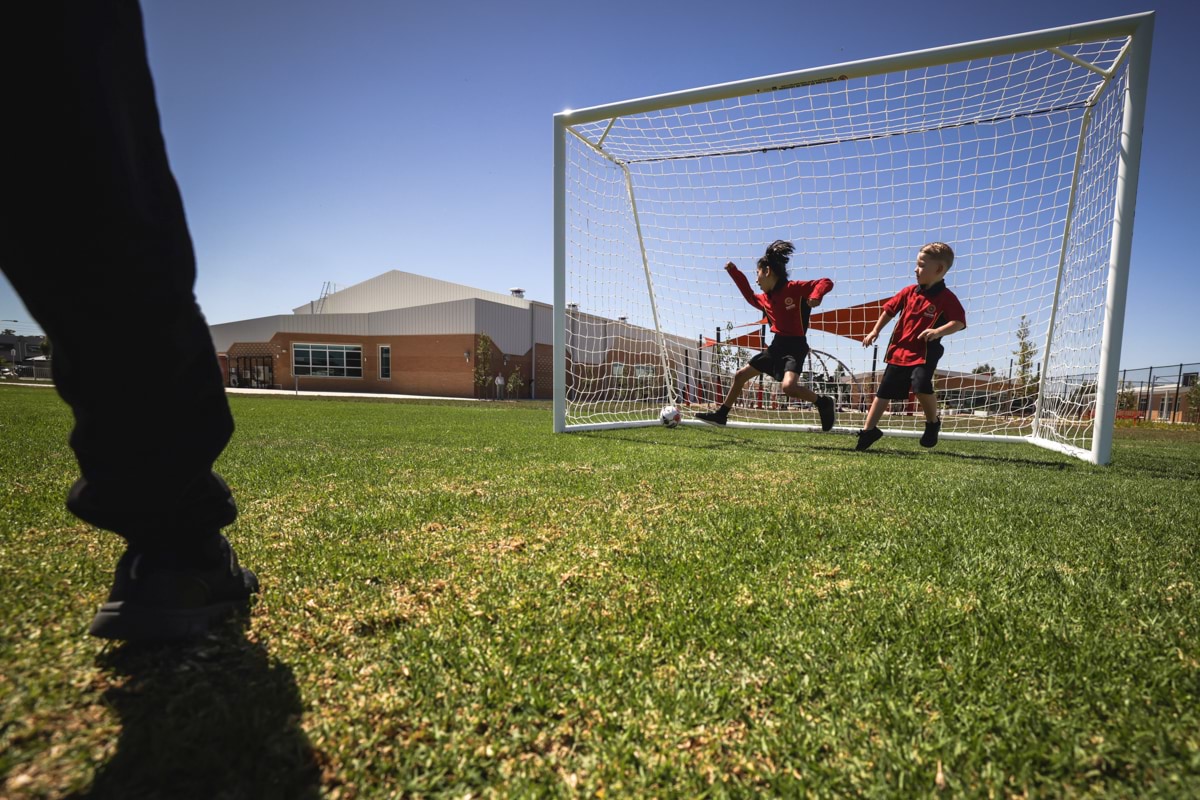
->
xmin=882 ymin=281 xmax=967 ymax=367
xmin=727 ymin=265 xmax=833 ymax=337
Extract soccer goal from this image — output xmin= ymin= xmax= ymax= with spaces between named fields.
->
xmin=553 ymin=13 xmax=1153 ymax=465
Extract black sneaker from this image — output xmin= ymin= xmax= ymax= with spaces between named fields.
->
xmin=89 ymin=534 xmax=259 ymax=642
xmin=855 ymin=427 xmax=883 ymax=451
xmin=816 ymin=396 xmax=836 ymax=431
xmin=920 ymin=417 xmax=942 ymax=448
xmin=696 ymin=406 xmax=729 ymax=426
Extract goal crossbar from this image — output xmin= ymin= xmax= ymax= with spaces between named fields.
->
xmin=555 ymin=13 xmax=1150 ymax=127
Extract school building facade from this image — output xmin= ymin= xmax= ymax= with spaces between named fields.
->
xmin=208 ymin=271 xmax=554 ymax=400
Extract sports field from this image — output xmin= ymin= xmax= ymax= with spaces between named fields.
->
xmin=2 ymin=385 xmax=1198 ymax=797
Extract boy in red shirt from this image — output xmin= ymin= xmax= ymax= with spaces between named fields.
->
xmin=856 ymin=242 xmax=966 ymax=451
xmin=696 ymin=240 xmax=837 ymax=431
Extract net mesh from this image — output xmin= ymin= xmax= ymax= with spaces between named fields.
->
xmin=561 ymin=36 xmax=1132 ymax=456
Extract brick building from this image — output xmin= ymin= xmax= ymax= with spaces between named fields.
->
xmin=208 ymin=271 xmax=553 ymax=399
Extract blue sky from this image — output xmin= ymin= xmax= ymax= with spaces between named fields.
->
xmin=1 ymin=0 xmax=1194 ymax=370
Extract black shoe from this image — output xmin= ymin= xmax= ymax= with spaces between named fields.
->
xmin=696 ymin=407 xmax=729 ymax=426
xmin=89 ymin=534 xmax=259 ymax=642
xmin=816 ymin=396 xmax=836 ymax=431
xmin=920 ymin=417 xmax=942 ymax=448
xmin=855 ymin=427 xmax=883 ymax=451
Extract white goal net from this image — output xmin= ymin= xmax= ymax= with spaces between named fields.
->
xmin=553 ymin=14 xmax=1153 ymax=464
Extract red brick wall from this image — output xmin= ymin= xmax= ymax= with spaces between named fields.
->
xmin=224 ymin=332 xmax=552 ymax=399
xmin=222 ymin=332 xmax=570 ymax=401
xmin=269 ymin=332 xmax=479 ymax=397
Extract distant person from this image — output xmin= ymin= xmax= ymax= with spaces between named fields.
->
xmin=856 ymin=242 xmax=967 ymax=451
xmin=696 ymin=240 xmax=837 ymax=431
xmin=494 ymin=371 xmax=506 ymax=400
xmin=0 ymin=1 xmax=258 ymax=640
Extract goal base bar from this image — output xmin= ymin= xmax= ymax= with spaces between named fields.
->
xmin=561 ymin=421 xmax=1098 ymax=462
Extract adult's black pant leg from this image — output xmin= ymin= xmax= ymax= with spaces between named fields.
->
xmin=0 ymin=2 xmax=235 ymax=552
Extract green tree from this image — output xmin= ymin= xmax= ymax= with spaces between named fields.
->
xmin=712 ymin=342 xmax=736 ymax=377
xmin=1 ymin=328 xmax=15 ymax=336
xmin=506 ymin=367 xmax=525 ymax=399
xmin=473 ymin=336 xmax=494 ymax=398
xmin=1117 ymin=384 xmax=1138 ymax=411
xmin=1186 ymin=378 xmax=1200 ymax=424
xmin=972 ymin=363 xmax=996 ymax=376
xmin=40 ymin=337 xmax=52 ymax=358
xmin=1013 ymin=315 xmax=1037 ymax=397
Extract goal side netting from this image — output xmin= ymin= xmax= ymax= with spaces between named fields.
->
xmin=553 ymin=13 xmax=1153 ymax=464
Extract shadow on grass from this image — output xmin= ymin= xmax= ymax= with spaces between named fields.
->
xmin=576 ymin=429 xmax=759 ymax=452
xmin=69 ymin=622 xmax=322 ymax=800
xmin=1111 ymin=454 xmax=1200 ymax=481
xmin=802 ymin=441 xmax=1074 ymax=469
xmin=586 ymin=429 xmax=1075 ymax=470
xmin=583 ymin=428 xmax=864 ymax=455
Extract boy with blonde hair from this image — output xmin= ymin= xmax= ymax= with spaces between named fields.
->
xmin=857 ymin=242 xmax=966 ymax=451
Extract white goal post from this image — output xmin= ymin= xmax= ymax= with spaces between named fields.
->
xmin=553 ymin=13 xmax=1153 ymax=465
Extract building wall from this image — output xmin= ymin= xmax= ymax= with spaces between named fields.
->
xmin=211 ymin=269 xmax=557 ymax=401
xmin=1124 ymin=386 xmax=1196 ymax=423
xmin=274 ymin=332 xmax=479 ymax=397
xmin=211 ymin=297 xmax=547 ymax=375
xmin=225 ymin=331 xmax=545 ymax=399
xmin=210 ymin=313 xmax=370 ymax=354
xmin=533 ymin=342 xmax=553 ymax=400
xmin=0 ymin=334 xmax=45 ymax=363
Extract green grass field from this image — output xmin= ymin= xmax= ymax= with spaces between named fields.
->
xmin=2 ymin=384 xmax=1199 ymax=798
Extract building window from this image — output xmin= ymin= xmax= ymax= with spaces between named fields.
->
xmin=612 ymin=362 xmax=654 ymax=379
xmin=293 ymin=343 xmax=362 ymax=378
xmin=380 ymin=345 xmax=391 ymax=380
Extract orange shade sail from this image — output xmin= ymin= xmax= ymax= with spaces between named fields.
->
xmin=807 ymin=298 xmax=889 ymax=340
xmin=701 ymin=331 xmax=765 ymax=350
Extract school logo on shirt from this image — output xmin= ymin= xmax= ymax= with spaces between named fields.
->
xmin=784 ymin=297 xmax=796 ymax=309
xmin=923 ymin=308 xmax=936 ymax=319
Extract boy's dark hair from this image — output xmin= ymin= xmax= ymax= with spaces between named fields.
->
xmin=757 ymin=240 xmax=795 ymax=283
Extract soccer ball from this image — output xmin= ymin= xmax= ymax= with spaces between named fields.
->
xmin=660 ymin=404 xmax=682 ymax=428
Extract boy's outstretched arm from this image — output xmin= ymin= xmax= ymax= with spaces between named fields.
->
xmin=862 ymin=311 xmax=895 ymax=347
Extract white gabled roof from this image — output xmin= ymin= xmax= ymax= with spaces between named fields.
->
xmin=293 ymin=270 xmax=532 ymax=316
xmin=210 ymin=296 xmax=553 ymax=356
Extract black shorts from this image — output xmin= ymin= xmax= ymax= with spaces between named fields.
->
xmin=876 ymin=342 xmax=943 ymax=400
xmin=748 ymin=335 xmax=809 ymax=383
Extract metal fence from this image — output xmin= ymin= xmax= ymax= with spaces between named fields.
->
xmin=1114 ymin=362 xmax=1200 ymax=423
